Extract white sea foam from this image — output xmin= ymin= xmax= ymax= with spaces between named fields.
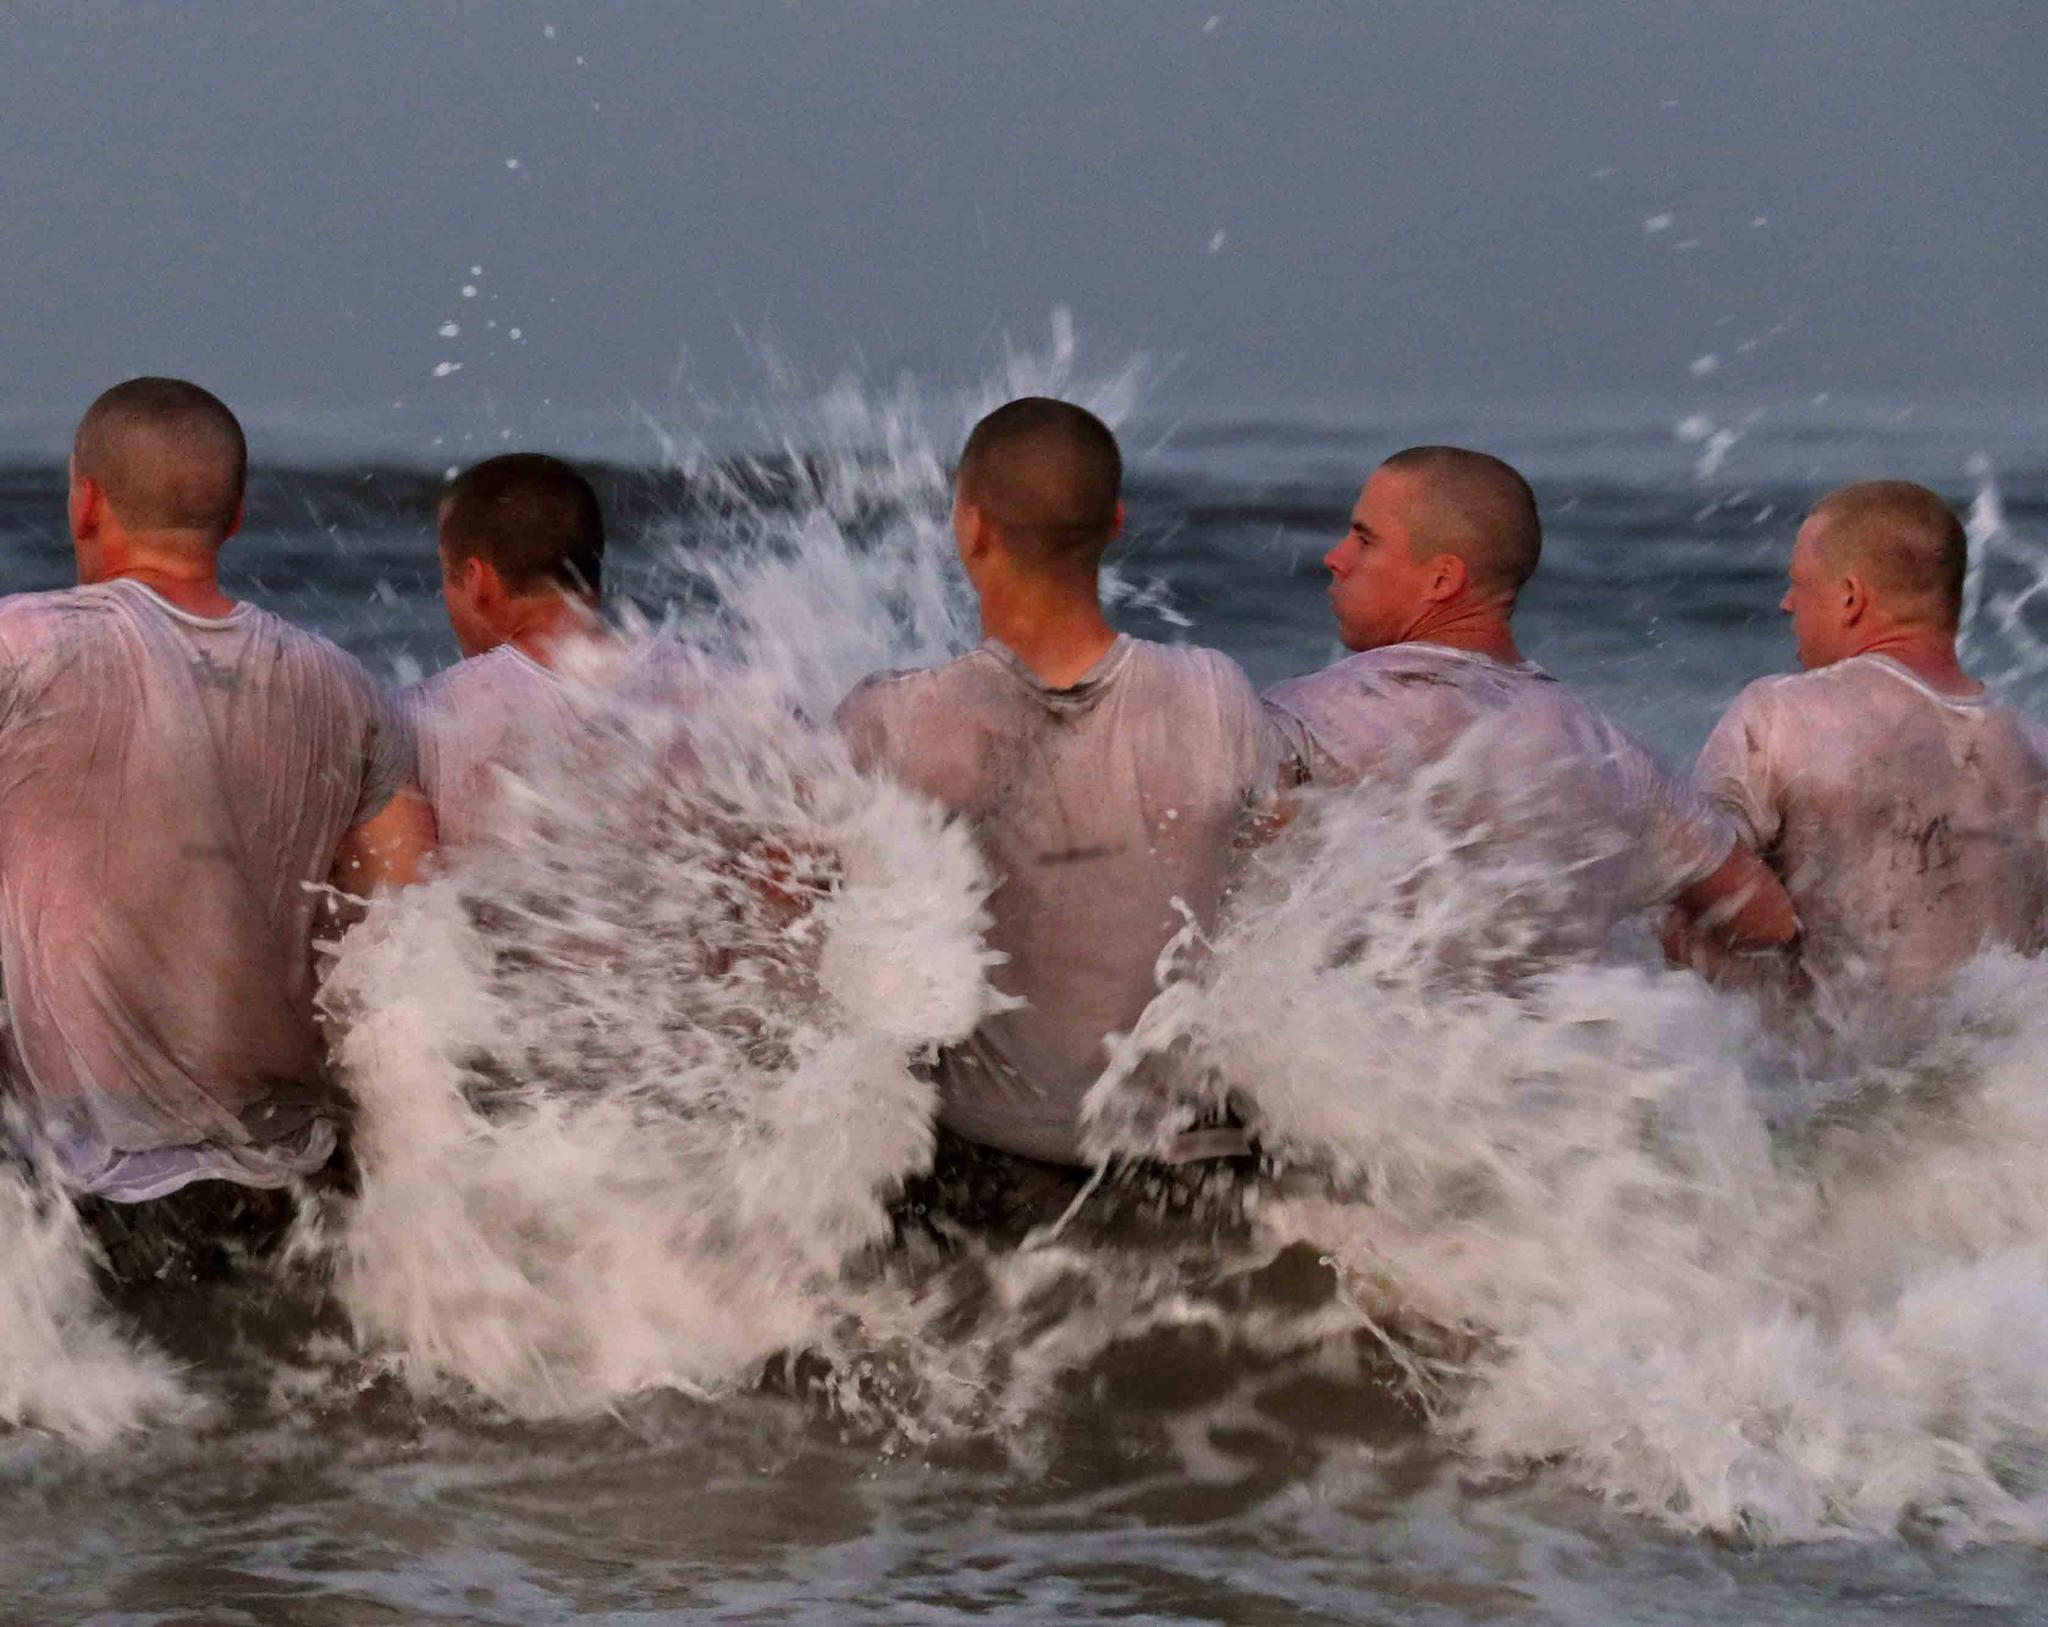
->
xmin=321 ymin=670 xmax=998 ymax=1417
xmin=0 ymin=1162 xmax=197 ymax=1446
xmin=1079 ymin=757 xmax=2048 ymax=1541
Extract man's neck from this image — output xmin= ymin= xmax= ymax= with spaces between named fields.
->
xmin=980 ymin=574 xmax=1118 ymax=689
xmin=1847 ymin=627 xmax=1981 ymax=697
xmin=96 ymin=558 xmax=236 ymax=619
xmin=1398 ymin=601 xmax=1523 ymax=666
xmin=502 ymin=596 xmax=601 ymax=670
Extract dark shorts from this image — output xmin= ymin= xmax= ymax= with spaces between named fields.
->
xmin=891 ymin=1126 xmax=1261 ymax=1251
xmin=72 ymin=1178 xmax=305 ymax=1295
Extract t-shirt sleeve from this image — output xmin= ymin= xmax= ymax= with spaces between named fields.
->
xmin=1260 ymin=698 xmax=1319 ymax=789
xmin=1693 ymin=682 xmax=1784 ymax=853
xmin=1615 ymin=726 xmax=1737 ymax=903
xmin=352 ymin=677 xmax=415 ymax=826
xmin=1212 ymin=661 xmax=1285 ymax=809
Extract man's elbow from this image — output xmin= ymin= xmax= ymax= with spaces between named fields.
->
xmin=1679 ymin=848 xmax=1800 ymax=951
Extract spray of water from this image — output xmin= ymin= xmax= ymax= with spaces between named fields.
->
xmin=1081 ymin=747 xmax=2048 ymax=1541
xmin=0 ymin=1163 xmax=198 ymax=1445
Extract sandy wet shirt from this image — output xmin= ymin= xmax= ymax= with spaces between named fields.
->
xmin=836 ymin=636 xmax=1280 ymax=1164
xmin=0 ymin=580 xmax=407 ymax=1197
xmin=1695 ymin=654 xmax=2048 ymax=988
xmin=1263 ymin=643 xmax=1734 ymax=956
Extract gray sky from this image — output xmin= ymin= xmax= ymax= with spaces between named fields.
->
xmin=3 ymin=0 xmax=2042 ymax=441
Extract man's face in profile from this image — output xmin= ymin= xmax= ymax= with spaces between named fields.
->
xmin=1782 ymin=522 xmax=1850 ymax=671
xmin=1323 ymin=469 xmax=1436 ymax=651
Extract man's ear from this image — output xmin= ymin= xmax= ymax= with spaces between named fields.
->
xmin=70 ymin=470 xmax=104 ymax=540
xmin=1425 ymin=552 xmax=1469 ymax=602
xmin=1840 ymin=572 xmax=1868 ymax=627
xmin=1110 ymin=498 xmax=1126 ymax=542
xmin=958 ymin=500 xmax=995 ymax=564
xmin=466 ymin=554 xmax=504 ymax=606
xmin=223 ymin=498 xmax=245 ymax=543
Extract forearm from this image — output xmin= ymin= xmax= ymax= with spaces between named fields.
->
xmin=331 ymin=785 xmax=438 ymax=896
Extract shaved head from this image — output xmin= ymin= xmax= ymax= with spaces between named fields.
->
xmin=957 ymin=397 xmax=1121 ymax=575
xmin=73 ymin=377 xmax=246 ymax=540
xmin=1806 ymin=480 xmax=1966 ymax=628
xmin=1379 ymin=445 xmax=1542 ymax=599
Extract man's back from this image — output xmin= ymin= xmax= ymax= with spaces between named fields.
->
xmin=0 ymin=579 xmax=406 ymax=1195
xmin=405 ymin=637 xmax=699 ymax=853
xmin=836 ymin=634 xmax=1278 ymax=1163
xmin=1265 ymin=643 xmax=1735 ymax=957
xmin=1696 ymin=654 xmax=2048 ymax=988
xmin=405 ymin=645 xmax=583 ymax=852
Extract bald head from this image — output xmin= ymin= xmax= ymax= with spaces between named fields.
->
xmin=1805 ymin=481 xmax=1966 ymax=629
xmin=73 ymin=377 xmax=246 ymax=542
xmin=956 ymin=397 xmax=1121 ymax=575
xmin=1380 ymin=445 xmax=1542 ymax=600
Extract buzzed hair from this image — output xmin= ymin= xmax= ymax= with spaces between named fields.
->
xmin=1808 ymin=480 xmax=1967 ymax=628
xmin=73 ymin=377 xmax=247 ymax=539
xmin=956 ymin=397 xmax=1121 ymax=573
xmin=439 ymin=453 xmax=604 ymax=597
xmin=1380 ymin=444 xmax=1543 ymax=599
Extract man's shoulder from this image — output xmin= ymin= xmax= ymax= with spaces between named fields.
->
xmin=1265 ymin=645 xmax=1496 ymax=717
xmin=1128 ymin=636 xmax=1255 ymax=690
xmin=404 ymin=646 xmax=529 ymax=714
xmin=836 ymin=647 xmax=1000 ymax=716
xmin=242 ymin=606 xmax=386 ymax=697
xmin=0 ymin=584 xmax=111 ymax=645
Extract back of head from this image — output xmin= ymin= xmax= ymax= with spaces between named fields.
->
xmin=957 ymin=397 xmax=1121 ymax=576
xmin=1380 ymin=445 xmax=1542 ymax=600
xmin=1808 ymin=480 xmax=1966 ymax=629
xmin=73 ymin=377 xmax=247 ymax=541
xmin=440 ymin=453 xmax=605 ymax=596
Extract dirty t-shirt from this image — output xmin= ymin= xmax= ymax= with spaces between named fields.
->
xmin=1263 ymin=643 xmax=1735 ymax=956
xmin=404 ymin=637 xmax=700 ymax=853
xmin=0 ymin=580 xmax=409 ymax=1199
xmin=1695 ymin=654 xmax=2048 ymax=989
xmin=835 ymin=636 xmax=1281 ymax=1165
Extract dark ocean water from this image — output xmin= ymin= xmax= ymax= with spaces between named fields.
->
xmin=6 ymin=399 xmax=2048 ymax=1624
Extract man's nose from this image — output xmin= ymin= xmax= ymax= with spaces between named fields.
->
xmin=1322 ymin=543 xmax=1344 ymax=575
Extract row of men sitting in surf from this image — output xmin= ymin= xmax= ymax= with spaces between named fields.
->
xmin=2 ymin=376 xmax=2041 ymax=1222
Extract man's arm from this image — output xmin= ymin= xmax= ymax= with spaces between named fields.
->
xmin=1670 ymin=842 xmax=1798 ymax=951
xmin=331 ymin=783 xmax=438 ymax=896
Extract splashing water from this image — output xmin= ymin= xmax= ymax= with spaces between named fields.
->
xmin=1081 ymin=745 xmax=2048 ymax=1541
xmin=0 ymin=1161 xmax=198 ymax=1445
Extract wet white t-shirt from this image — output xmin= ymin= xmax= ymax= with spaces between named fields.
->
xmin=0 ymin=581 xmax=408 ymax=1199
xmin=1263 ymin=643 xmax=1735 ymax=956
xmin=404 ymin=637 xmax=700 ymax=853
xmin=836 ymin=636 xmax=1282 ymax=1165
xmin=1695 ymin=654 xmax=2048 ymax=989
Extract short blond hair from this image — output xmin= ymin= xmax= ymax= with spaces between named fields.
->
xmin=1809 ymin=481 xmax=1966 ymax=627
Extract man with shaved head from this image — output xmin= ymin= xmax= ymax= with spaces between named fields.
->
xmin=837 ymin=397 xmax=1280 ymax=1171
xmin=0 ymin=378 xmax=433 ymax=1255
xmin=1694 ymin=481 xmax=2048 ymax=991
xmin=1265 ymin=446 xmax=1797 ymax=967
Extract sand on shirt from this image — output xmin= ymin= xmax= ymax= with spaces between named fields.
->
xmin=1263 ymin=642 xmax=1735 ymax=957
xmin=1695 ymin=653 xmax=2048 ymax=989
xmin=835 ymin=635 xmax=1282 ymax=1165
xmin=0 ymin=580 xmax=408 ymax=1199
